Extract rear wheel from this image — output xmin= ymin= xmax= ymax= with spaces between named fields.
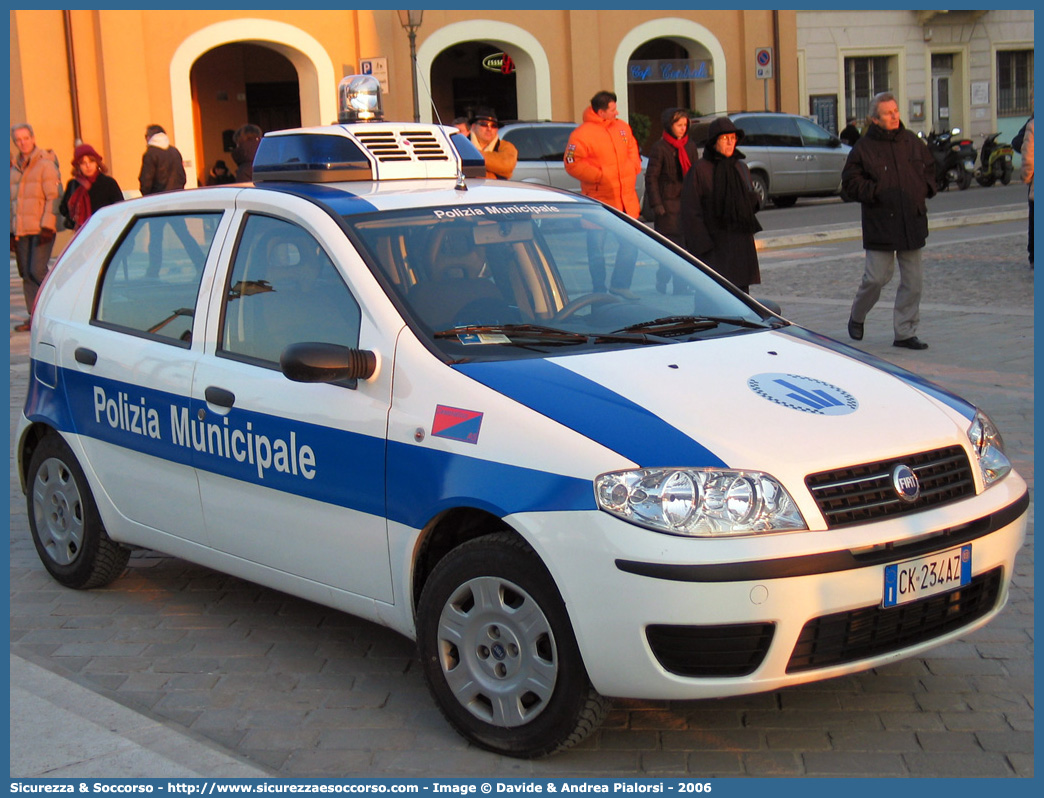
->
xmin=976 ymin=171 xmax=995 ymax=187
xmin=417 ymin=533 xmax=610 ymax=757
xmin=749 ymin=173 xmax=768 ymax=210
xmin=956 ymin=168 xmax=972 ymax=190
xmin=1001 ymin=165 xmax=1013 ymax=185
xmin=26 ymin=433 xmax=130 ymax=589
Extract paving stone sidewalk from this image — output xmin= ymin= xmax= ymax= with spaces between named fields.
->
xmin=8 ymin=221 xmax=1033 ymax=778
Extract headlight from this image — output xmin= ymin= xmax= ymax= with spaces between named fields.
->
xmin=595 ymin=468 xmax=806 ymax=537
xmin=968 ymin=410 xmax=1011 ymax=487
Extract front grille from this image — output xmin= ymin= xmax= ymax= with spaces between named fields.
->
xmin=353 ymin=130 xmax=451 ymax=163
xmin=806 ymin=445 xmax=975 ymax=527
xmin=646 ymin=623 xmax=774 ymax=677
xmin=786 ymin=567 xmax=1002 ymax=672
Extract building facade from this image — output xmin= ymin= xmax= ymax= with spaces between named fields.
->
xmin=10 ymin=9 xmax=796 ymax=193
xmin=10 ymin=8 xmax=1033 ymax=203
xmin=797 ymin=9 xmax=1034 ymax=145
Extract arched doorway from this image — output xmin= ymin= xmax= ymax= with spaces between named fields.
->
xmin=429 ymin=42 xmax=518 ymax=123
xmin=416 ymin=21 xmax=552 ymax=124
xmin=191 ymin=43 xmax=302 ymax=187
xmin=613 ymin=19 xmax=727 ymax=153
xmin=170 ymin=20 xmax=336 ymax=187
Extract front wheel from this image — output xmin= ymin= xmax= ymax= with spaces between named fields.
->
xmin=417 ymin=533 xmax=610 ymax=757
xmin=26 ymin=433 xmax=130 ymax=589
xmin=975 ymin=170 xmax=995 ymax=187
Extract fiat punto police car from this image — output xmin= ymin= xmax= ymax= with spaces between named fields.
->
xmin=18 ymin=77 xmax=1027 ymax=758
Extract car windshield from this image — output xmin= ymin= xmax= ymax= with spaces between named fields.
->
xmin=345 ymin=202 xmax=782 ymax=360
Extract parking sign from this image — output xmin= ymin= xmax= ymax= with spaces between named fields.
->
xmin=755 ymin=47 xmax=773 ymax=80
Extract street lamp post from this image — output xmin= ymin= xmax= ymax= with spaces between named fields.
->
xmin=397 ymin=10 xmax=424 ymax=123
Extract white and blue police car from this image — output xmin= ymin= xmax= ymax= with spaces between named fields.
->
xmin=17 ymin=76 xmax=1027 ymax=758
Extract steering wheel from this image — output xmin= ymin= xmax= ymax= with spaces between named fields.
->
xmin=552 ymin=293 xmax=623 ymax=322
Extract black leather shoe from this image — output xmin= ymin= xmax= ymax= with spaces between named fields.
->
xmin=847 ymin=317 xmax=863 ymax=341
xmin=893 ymin=337 xmax=929 ymax=350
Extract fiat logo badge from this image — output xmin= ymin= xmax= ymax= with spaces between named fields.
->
xmin=892 ymin=464 xmax=920 ymax=503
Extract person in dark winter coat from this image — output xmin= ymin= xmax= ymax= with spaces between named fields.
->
xmin=645 ymin=107 xmax=699 ymax=293
xmin=59 ymin=144 xmax=123 ymax=232
xmin=206 ymin=159 xmax=236 ymax=185
xmin=138 ymin=124 xmax=186 ymax=195
xmin=232 ymin=124 xmax=262 ymax=182
xmin=842 ymin=91 xmax=936 ymax=350
xmin=680 ymin=116 xmax=762 ymax=293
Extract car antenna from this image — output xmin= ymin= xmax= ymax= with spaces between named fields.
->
xmin=419 ymin=68 xmax=468 ymax=191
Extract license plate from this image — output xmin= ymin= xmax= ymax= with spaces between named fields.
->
xmin=883 ymin=544 xmax=972 ymax=608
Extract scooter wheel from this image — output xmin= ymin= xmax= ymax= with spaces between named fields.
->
xmin=975 ymin=172 xmax=995 ymax=187
xmin=1001 ymin=167 xmax=1013 ymax=186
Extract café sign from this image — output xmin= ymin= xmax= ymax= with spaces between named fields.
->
xmin=628 ymin=59 xmax=712 ymax=83
xmin=482 ymin=52 xmax=516 ymax=74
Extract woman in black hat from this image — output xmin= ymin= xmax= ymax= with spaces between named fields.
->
xmin=679 ymin=116 xmax=762 ymax=293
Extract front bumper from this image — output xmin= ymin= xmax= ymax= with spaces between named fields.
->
xmin=512 ymin=474 xmax=1028 ymax=700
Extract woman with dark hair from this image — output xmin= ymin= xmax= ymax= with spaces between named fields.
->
xmin=645 ymin=107 xmax=699 ymax=293
xmin=679 ymin=116 xmax=762 ymax=293
xmin=59 ymin=143 xmax=123 ymax=232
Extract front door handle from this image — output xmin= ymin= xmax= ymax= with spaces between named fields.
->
xmin=204 ymin=386 xmax=236 ymax=408
xmin=74 ymin=347 xmax=97 ymax=366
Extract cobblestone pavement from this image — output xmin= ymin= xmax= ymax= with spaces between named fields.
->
xmin=9 ymin=223 xmax=1033 ymax=778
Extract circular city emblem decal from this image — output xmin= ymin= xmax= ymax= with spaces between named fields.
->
xmin=747 ymin=373 xmax=858 ymax=416
xmin=891 ymin=464 xmax=921 ymax=503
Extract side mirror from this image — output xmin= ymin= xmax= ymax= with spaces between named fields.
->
xmin=280 ymin=341 xmax=377 ymax=385
xmin=828 ymin=136 xmax=842 ymax=148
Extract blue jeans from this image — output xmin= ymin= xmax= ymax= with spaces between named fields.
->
xmin=15 ymin=234 xmax=55 ymax=318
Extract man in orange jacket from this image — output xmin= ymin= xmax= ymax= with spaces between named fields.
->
xmin=564 ymin=90 xmax=641 ymax=295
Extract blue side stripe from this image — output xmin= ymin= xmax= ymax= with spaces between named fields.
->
xmin=780 ymin=326 xmax=977 ymax=420
xmin=454 ymin=358 xmax=727 ymax=468
xmin=24 ymin=363 xmax=593 ymax=526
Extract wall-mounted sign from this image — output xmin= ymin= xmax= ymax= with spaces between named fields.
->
xmin=482 ymin=53 xmax=516 ymax=74
xmin=359 ymin=57 xmax=389 ymax=94
xmin=627 ymin=59 xmax=712 ymax=84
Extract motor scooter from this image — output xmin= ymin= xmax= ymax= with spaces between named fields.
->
xmin=923 ymin=128 xmax=976 ymax=191
xmin=974 ymin=132 xmax=1015 ymax=186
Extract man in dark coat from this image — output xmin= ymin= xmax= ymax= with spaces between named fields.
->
xmin=138 ymin=124 xmax=186 ymax=195
xmin=842 ymin=92 xmax=936 ymax=349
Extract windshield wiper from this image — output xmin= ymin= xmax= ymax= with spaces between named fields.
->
xmin=614 ymin=314 xmax=778 ymax=336
xmin=434 ymin=323 xmax=664 ymax=345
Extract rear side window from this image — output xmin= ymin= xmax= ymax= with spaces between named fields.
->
xmin=94 ymin=213 xmax=220 ymax=345
xmin=739 ymin=116 xmax=801 ymax=147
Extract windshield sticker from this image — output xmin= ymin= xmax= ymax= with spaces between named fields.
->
xmin=748 ymin=373 xmax=858 ymax=416
xmin=458 ymin=333 xmax=511 ymax=345
xmin=432 ymin=405 xmax=484 ymax=444
xmin=432 ymin=203 xmax=563 ymax=220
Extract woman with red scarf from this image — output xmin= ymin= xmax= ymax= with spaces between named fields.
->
xmin=59 ymin=144 xmax=123 ymax=232
xmin=644 ymin=108 xmax=699 ymax=293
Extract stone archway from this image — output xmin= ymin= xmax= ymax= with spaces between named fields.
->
xmin=170 ymin=19 xmax=336 ymax=187
xmin=416 ymin=21 xmax=552 ymax=123
xmin=613 ymin=18 xmax=728 ymax=121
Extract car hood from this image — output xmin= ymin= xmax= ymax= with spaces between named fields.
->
xmin=455 ymin=327 xmax=976 ymax=481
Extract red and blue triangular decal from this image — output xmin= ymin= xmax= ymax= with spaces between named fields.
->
xmin=432 ymin=405 xmax=483 ymax=444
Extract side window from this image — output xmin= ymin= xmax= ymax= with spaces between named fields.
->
xmin=220 ymin=214 xmax=361 ymax=366
xmin=736 ymin=117 xmax=767 ymax=146
xmin=501 ymin=128 xmax=543 ymax=161
xmin=94 ymin=213 xmax=220 ymax=345
xmin=797 ymin=117 xmax=835 ymax=148
xmin=763 ymin=117 xmax=802 ymax=147
xmin=542 ymin=127 xmax=572 ymax=160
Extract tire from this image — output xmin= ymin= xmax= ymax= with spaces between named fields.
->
xmin=749 ymin=173 xmax=768 ymax=210
xmin=772 ymin=195 xmax=798 ymax=209
xmin=26 ymin=433 xmax=131 ymax=589
xmin=1001 ymin=165 xmax=1013 ymax=186
xmin=956 ymin=168 xmax=972 ymax=190
xmin=975 ymin=171 xmax=995 ymax=187
xmin=417 ymin=532 xmax=610 ymax=757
